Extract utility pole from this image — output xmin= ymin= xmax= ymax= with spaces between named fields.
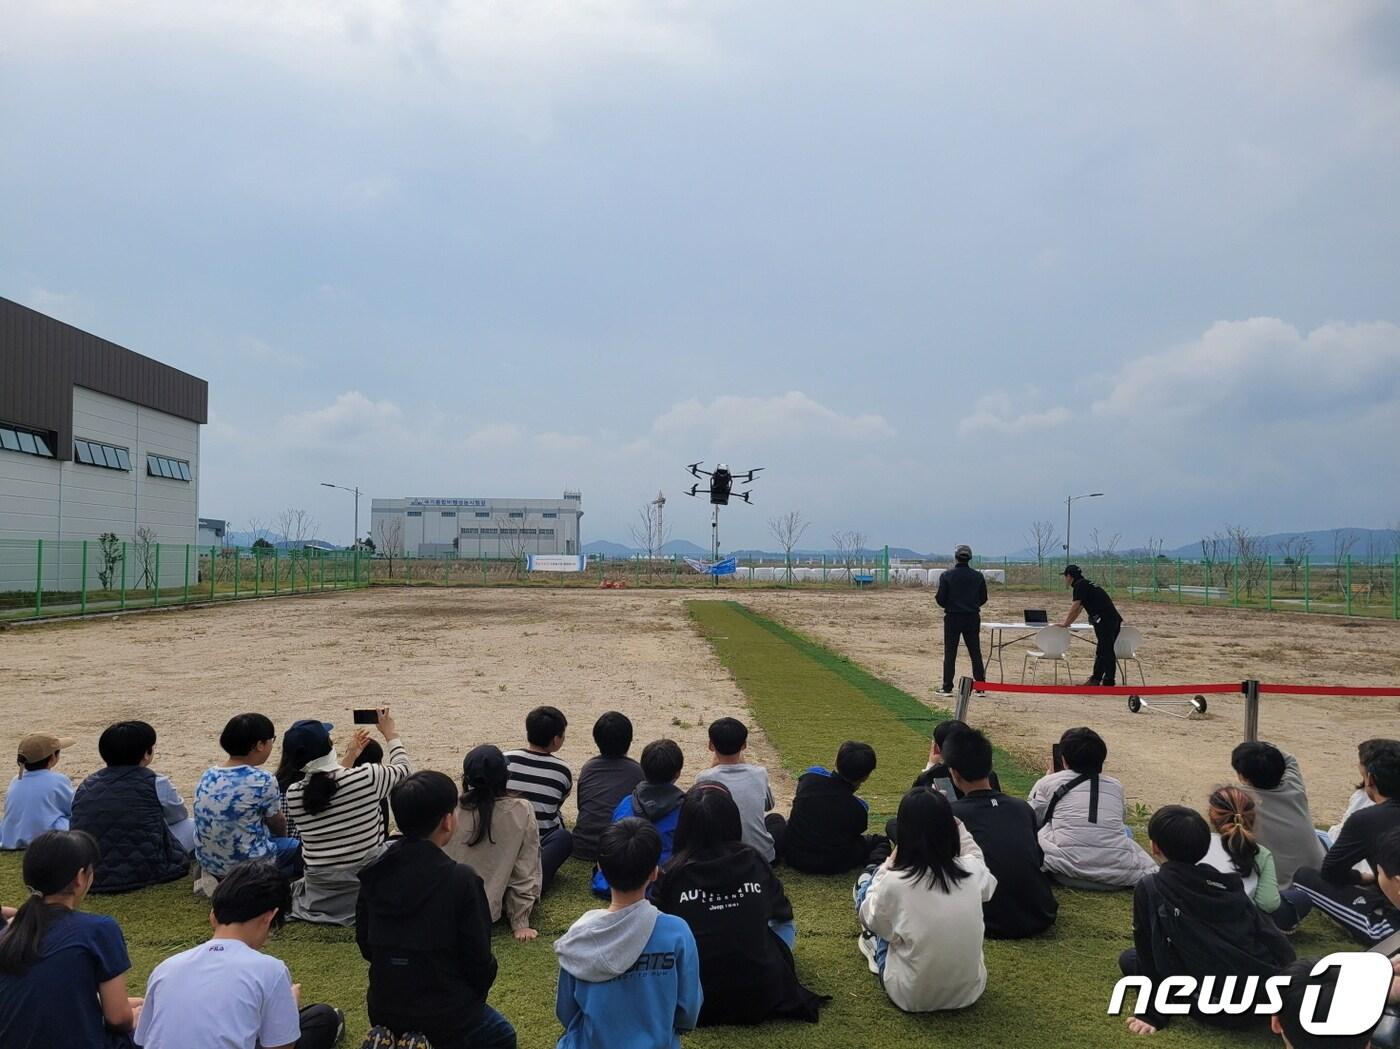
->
xmin=321 ymin=482 xmax=361 ymax=547
xmin=1064 ymin=491 xmax=1104 ymax=563
xmin=653 ymin=490 xmax=666 ymax=555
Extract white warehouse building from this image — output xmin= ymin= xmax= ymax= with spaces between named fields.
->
xmin=0 ymin=297 xmax=208 ymax=592
xmin=372 ymin=492 xmax=583 ymax=558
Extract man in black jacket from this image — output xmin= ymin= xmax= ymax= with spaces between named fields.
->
xmin=944 ymin=728 xmax=1057 ymax=939
xmin=934 ymin=544 xmax=988 ymax=697
xmin=1119 ymin=805 xmax=1294 ymax=1036
xmin=1293 ymin=740 xmax=1400 ymax=945
xmin=1060 ymin=564 xmax=1123 ymax=686
xmin=357 ymin=771 xmax=516 ymax=1049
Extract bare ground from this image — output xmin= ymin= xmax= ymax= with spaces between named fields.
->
xmin=3 ymin=585 xmax=1398 ymax=824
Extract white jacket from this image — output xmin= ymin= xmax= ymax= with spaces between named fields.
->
xmin=859 ymin=854 xmax=996 ymax=1012
xmin=1028 ymin=770 xmax=1156 ymax=887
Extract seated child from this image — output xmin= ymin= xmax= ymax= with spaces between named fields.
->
xmin=71 ymin=721 xmax=189 ymax=893
xmin=0 ymin=830 xmax=143 ymax=1049
xmin=592 ymin=739 xmax=685 ymax=897
xmin=1201 ymin=785 xmax=1281 ymax=916
xmin=915 ymin=720 xmax=1001 ymax=801
xmin=1 ymin=733 xmax=76 ymax=850
xmin=556 ymin=818 xmax=702 ymax=1049
xmin=855 ymin=786 xmax=997 ymax=1012
xmin=943 ymin=728 xmax=1057 ymax=938
xmin=354 ymin=739 xmax=390 ymax=839
xmin=693 ymin=718 xmax=778 ymax=863
xmin=573 ymin=712 xmax=645 ymax=863
xmin=1028 ymin=727 xmax=1156 ymax=889
xmin=1292 ymin=739 xmax=1400 ymax=945
xmin=1231 ymin=740 xmax=1326 ymax=891
xmin=505 ymin=705 xmax=574 ymax=891
xmin=1271 ymin=957 xmax=1381 ymax=1049
xmin=778 ymin=741 xmax=887 ymax=875
xmin=445 ymin=744 xmax=542 ymax=940
xmin=194 ymin=714 xmax=301 ymax=882
xmin=134 ymin=861 xmax=342 ymax=1049
xmin=1326 ymin=737 xmax=1396 ymax=868
xmin=357 ymin=771 xmax=516 ymax=1049
xmin=1117 ymin=805 xmax=1294 ymax=1036
xmin=654 ymin=785 xmax=824 ymax=1026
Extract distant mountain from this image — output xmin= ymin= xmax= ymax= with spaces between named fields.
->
xmin=660 ymin=539 xmax=709 ymax=557
xmin=999 ymin=527 xmax=1398 ymax=562
xmin=581 ymin=539 xmax=636 ymax=557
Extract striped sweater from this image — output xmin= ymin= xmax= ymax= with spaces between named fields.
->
xmin=285 ymin=740 xmax=410 ymax=868
xmin=504 ymin=749 xmax=573 ymax=833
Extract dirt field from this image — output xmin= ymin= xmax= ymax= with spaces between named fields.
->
xmin=3 ymin=585 xmax=1398 ymax=823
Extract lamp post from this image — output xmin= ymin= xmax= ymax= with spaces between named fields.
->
xmin=321 ymin=482 xmax=361 ymax=548
xmin=1064 ymin=492 xmax=1104 ymax=565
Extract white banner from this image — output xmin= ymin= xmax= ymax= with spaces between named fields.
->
xmin=526 ymin=554 xmax=586 ymax=573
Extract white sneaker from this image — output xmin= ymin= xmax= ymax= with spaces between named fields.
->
xmin=857 ymin=930 xmax=880 ymax=974
xmin=933 ymin=687 xmax=954 ymax=697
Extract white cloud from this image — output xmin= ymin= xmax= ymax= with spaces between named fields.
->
xmin=650 ymin=391 xmax=893 ymax=448
xmin=957 ymin=390 xmax=1073 ymax=439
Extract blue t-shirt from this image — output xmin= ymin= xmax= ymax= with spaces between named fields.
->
xmin=0 ymin=910 xmax=133 ymax=1049
xmin=1 ymin=769 xmax=74 ymax=849
xmin=194 ymin=765 xmax=281 ymax=877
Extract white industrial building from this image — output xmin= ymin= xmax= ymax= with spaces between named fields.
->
xmin=372 ymin=492 xmax=583 ymax=558
xmin=0 ymin=297 xmax=207 ymax=591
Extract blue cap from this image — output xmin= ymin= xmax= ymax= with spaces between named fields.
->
xmin=283 ymin=719 xmax=334 ymax=762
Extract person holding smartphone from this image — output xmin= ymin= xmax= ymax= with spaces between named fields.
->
xmin=283 ymin=708 xmax=410 ymax=926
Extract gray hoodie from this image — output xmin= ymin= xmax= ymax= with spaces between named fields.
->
xmin=554 ymin=900 xmax=660 ymax=982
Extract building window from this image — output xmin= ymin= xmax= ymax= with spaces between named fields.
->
xmin=76 ymin=439 xmax=131 ymax=471
xmin=0 ymin=423 xmax=55 ymax=458
xmin=147 ymin=453 xmax=191 ymax=481
xmin=460 ymin=527 xmax=479 ymax=535
xmin=406 ymin=510 xmax=422 ymax=517
xmin=540 ymin=528 xmax=555 ymax=538
xmin=441 ymin=511 xmax=456 ymax=517
xmin=479 ymin=528 xmax=498 ymax=535
xmin=475 ymin=511 xmax=489 ymax=518
xmin=508 ymin=511 xmax=524 ymax=518
xmin=542 ymin=512 xmax=558 ymax=518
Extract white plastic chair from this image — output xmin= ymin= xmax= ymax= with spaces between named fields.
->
xmin=1115 ymin=624 xmax=1146 ymax=685
xmin=1022 ymin=626 xmax=1073 ymax=684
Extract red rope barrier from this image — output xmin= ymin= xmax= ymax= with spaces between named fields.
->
xmin=971 ymin=681 xmax=1241 ymax=696
xmin=1258 ymin=684 xmax=1400 ymax=697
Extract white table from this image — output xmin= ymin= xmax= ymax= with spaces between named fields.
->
xmin=982 ymin=621 xmax=1095 ymax=682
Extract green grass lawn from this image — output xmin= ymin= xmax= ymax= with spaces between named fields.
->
xmin=0 ymin=600 xmax=1353 ymax=1048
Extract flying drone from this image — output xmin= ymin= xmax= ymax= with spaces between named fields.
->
xmin=685 ymin=462 xmax=764 ymax=505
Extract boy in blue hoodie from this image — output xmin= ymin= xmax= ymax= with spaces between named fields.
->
xmin=590 ymin=739 xmax=685 ymax=897
xmin=555 ymin=817 xmax=701 ymax=1049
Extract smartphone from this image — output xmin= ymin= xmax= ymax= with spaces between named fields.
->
xmin=353 ymin=708 xmax=379 ymax=725
xmin=1051 ymin=743 xmax=1065 ymax=773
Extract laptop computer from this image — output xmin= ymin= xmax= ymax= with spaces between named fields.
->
xmin=1024 ymin=609 xmax=1049 ymax=624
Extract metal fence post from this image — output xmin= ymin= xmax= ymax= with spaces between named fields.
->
xmin=81 ymin=540 xmax=88 ymax=614
xmin=35 ymin=538 xmax=43 ymax=616
xmin=1266 ymin=556 xmax=1273 ymax=610
xmin=1243 ymin=680 xmax=1260 ymax=742
xmin=274 ymin=548 xmax=280 ymax=594
xmin=1345 ymin=556 xmax=1353 ymax=616
xmin=211 ymin=546 xmax=217 ymax=601
xmin=153 ymin=543 xmax=161 ymax=606
xmin=120 ymin=542 xmax=127 ymax=610
xmin=953 ymin=677 xmax=975 ymax=723
xmin=183 ymin=543 xmax=191 ymax=604
xmin=1232 ymin=557 xmax=1239 ymax=607
xmin=1176 ymin=558 xmax=1182 ymax=603
xmin=1303 ymin=555 xmax=1310 ymax=612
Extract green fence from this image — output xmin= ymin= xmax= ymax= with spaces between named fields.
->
xmin=972 ymin=554 xmax=1400 ymax=619
xmin=0 ymin=539 xmax=368 ymax=622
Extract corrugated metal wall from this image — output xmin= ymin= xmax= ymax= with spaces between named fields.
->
xmin=0 ymin=297 xmax=207 ymax=461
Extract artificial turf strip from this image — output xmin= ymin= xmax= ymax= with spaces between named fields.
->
xmin=0 ymin=603 xmax=1356 ymax=1049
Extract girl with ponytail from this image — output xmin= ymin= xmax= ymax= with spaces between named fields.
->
xmin=0 ymin=830 xmax=142 ymax=1047
xmin=1202 ymin=785 xmax=1282 ymax=916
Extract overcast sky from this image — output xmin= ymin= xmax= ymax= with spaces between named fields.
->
xmin=5 ymin=2 xmax=1398 ymax=552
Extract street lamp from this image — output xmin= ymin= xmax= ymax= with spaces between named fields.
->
xmin=321 ymin=482 xmax=361 ymax=548
xmin=1064 ymin=492 xmax=1104 ymax=565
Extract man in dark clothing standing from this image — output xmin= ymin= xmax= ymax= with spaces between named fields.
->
xmin=1060 ymin=564 xmax=1122 ymax=686
xmin=943 ymin=728 xmax=1057 ymax=939
xmin=357 ymin=771 xmax=516 ymax=1049
xmin=934 ymin=544 xmax=987 ymax=697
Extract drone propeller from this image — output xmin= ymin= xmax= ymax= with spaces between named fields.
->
xmin=685 ymin=484 xmax=701 ymax=497
xmin=737 ymin=467 xmax=765 ymax=483
xmin=736 ymin=491 xmax=753 ymax=504
xmin=686 ymin=462 xmax=711 ymax=477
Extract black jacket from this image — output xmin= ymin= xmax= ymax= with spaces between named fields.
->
xmin=936 ymin=563 xmax=988 ymax=616
xmin=72 ymin=766 xmax=188 ymax=894
xmin=1322 ymin=797 xmax=1400 ymax=885
xmin=782 ymin=768 xmax=870 ymax=874
xmin=356 ymin=837 xmax=498 ymax=1041
xmin=655 ymin=842 xmax=824 ymax=1026
xmin=951 ymin=789 xmax=1058 ymax=939
xmin=1130 ymin=861 xmax=1295 ymax=1030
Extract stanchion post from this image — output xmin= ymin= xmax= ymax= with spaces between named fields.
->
xmin=954 ymin=676 xmax=974 ymax=723
xmin=1243 ymin=679 xmax=1260 ymax=743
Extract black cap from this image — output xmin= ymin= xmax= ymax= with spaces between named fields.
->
xmin=1063 ymin=564 xmax=1082 ymax=578
xmin=463 ymin=744 xmax=508 ymax=793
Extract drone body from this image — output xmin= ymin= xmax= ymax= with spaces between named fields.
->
xmin=685 ymin=461 xmax=763 ymax=505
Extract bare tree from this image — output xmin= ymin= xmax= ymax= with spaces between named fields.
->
xmin=133 ymin=526 xmax=158 ymax=589
xmin=1225 ymin=524 xmax=1267 ymax=598
xmin=831 ymin=530 xmax=868 ymax=578
xmin=1025 ymin=520 xmax=1060 ymax=568
xmin=1278 ymin=534 xmax=1312 ymax=591
xmin=769 ymin=511 xmax=810 ymax=583
xmin=1199 ymin=531 xmax=1234 ymax=594
xmin=494 ymin=513 xmax=531 ymax=578
xmin=1332 ymin=529 xmax=1360 ymax=595
xmin=1088 ymin=528 xmax=1121 ymax=561
xmin=275 ymin=508 xmax=319 ymax=548
xmin=375 ymin=516 xmax=404 ymax=578
xmin=628 ymin=499 xmax=670 ymax=577
xmin=245 ymin=516 xmax=273 ymax=546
